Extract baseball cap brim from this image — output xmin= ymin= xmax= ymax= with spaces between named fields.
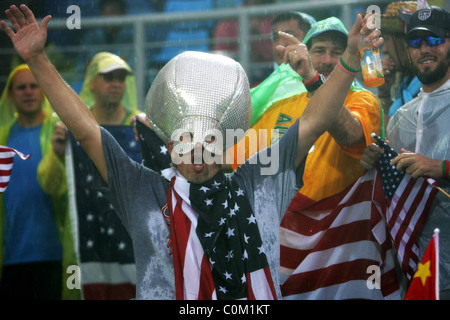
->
xmin=99 ymin=63 xmax=131 ymax=73
xmin=406 ymin=7 xmax=450 ymax=40
xmin=406 ymin=26 xmax=447 ymax=39
xmin=302 ymin=17 xmax=348 ymax=45
xmin=98 ymin=60 xmax=132 ymax=74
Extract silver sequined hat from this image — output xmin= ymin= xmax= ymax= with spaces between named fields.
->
xmin=145 ymin=51 xmax=252 ymax=155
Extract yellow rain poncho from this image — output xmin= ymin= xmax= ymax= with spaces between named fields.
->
xmin=79 ymin=52 xmax=138 ymax=124
xmin=35 ymin=53 xmax=139 ymax=299
xmin=0 ymin=64 xmax=53 ymax=126
xmin=0 ymin=64 xmax=80 ymax=300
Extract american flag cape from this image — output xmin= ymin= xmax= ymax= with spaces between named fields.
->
xmin=66 ymin=126 xmax=141 ymax=299
xmin=134 ymin=119 xmax=171 ymax=173
xmin=0 ymin=145 xmax=31 ymax=193
xmin=166 ymin=171 xmax=277 ymax=300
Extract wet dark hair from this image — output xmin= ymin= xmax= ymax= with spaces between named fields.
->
xmin=272 ymin=11 xmax=313 ymax=36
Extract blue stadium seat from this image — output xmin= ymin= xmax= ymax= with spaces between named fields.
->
xmin=163 ymin=0 xmax=214 ymax=29
xmin=152 ymin=29 xmax=210 ymax=64
xmin=150 ymin=0 xmax=215 ymax=65
xmin=125 ymin=0 xmax=164 ymax=15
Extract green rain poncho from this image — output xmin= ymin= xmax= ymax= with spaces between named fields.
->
xmin=250 ymin=63 xmax=305 ymax=126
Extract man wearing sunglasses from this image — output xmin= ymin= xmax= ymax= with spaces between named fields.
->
xmin=80 ymin=51 xmax=138 ymax=126
xmin=405 ymin=8 xmax=450 ymax=90
xmin=47 ymin=52 xmax=138 ymax=168
xmin=361 ymin=6 xmax=450 ymax=299
xmin=44 ymin=52 xmax=139 ymax=188
xmin=36 ymin=51 xmax=142 ymax=299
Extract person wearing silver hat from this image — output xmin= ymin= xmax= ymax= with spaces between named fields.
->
xmin=1 ymin=5 xmax=382 ymax=299
xmin=361 ymin=6 xmax=450 ymax=299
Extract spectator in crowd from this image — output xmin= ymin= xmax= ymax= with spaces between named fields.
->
xmin=39 ymin=51 xmax=139 ymax=299
xmin=243 ymin=11 xmax=315 ymax=135
xmin=0 ymin=64 xmax=79 ymax=300
xmin=232 ymin=16 xmax=381 ymax=178
xmin=46 ymin=52 xmax=138 ymax=169
xmin=1 ymin=4 xmax=381 ymax=299
xmin=213 ymin=0 xmax=275 ymax=85
xmin=41 ymin=52 xmax=138 ymax=172
xmin=361 ymin=6 xmax=450 ymax=299
xmin=276 ymin=17 xmax=384 ymax=299
xmin=231 ymin=17 xmax=385 ymax=299
xmin=43 ymin=52 xmax=138 ymax=183
xmin=377 ymin=1 xmax=420 ymax=125
xmin=271 ymin=11 xmax=316 ymax=70
xmin=80 ymin=51 xmax=138 ymax=125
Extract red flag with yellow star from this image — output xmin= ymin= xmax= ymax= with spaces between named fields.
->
xmin=404 ymin=229 xmax=439 ymax=300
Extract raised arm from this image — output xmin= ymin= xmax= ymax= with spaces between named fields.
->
xmin=1 ymin=5 xmax=108 ymax=183
xmin=276 ymin=32 xmax=365 ymax=148
xmin=284 ymin=14 xmax=382 ymax=168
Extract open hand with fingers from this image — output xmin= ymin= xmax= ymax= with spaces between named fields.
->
xmin=275 ymin=14 xmax=383 ymax=83
xmin=275 ymin=32 xmax=316 ymax=82
xmin=0 ymin=4 xmax=51 ymax=63
xmin=340 ymin=13 xmax=383 ymax=71
xmin=352 ymin=14 xmax=383 ymax=53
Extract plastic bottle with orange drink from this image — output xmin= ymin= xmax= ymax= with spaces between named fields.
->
xmin=360 ymin=47 xmax=385 ymax=87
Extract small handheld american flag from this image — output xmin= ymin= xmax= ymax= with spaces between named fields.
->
xmin=0 ymin=145 xmax=31 ymax=193
xmin=370 ymin=133 xmax=441 ymax=280
xmin=370 ymin=132 xmax=405 ymax=199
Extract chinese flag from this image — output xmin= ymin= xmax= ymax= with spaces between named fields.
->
xmin=404 ymin=229 xmax=439 ymax=300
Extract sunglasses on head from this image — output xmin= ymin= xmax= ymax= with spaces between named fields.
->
xmin=407 ymin=35 xmax=446 ymax=48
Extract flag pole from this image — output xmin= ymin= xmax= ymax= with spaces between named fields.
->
xmin=434 ymin=228 xmax=440 ymax=300
xmin=434 ymin=186 xmax=450 ymax=199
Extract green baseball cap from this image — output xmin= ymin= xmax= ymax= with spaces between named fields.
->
xmin=302 ymin=16 xmax=348 ymax=46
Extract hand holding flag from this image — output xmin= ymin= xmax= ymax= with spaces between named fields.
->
xmin=371 ymin=133 xmax=405 ymax=199
xmin=0 ymin=145 xmax=31 ymax=193
xmin=371 ymin=133 xmax=449 ymax=199
xmin=370 ymin=133 xmax=439 ymax=281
